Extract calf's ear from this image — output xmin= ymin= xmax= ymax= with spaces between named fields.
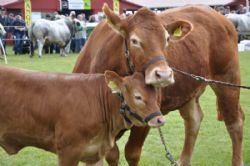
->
xmin=104 ymin=70 xmax=123 ymax=93
xmin=164 ymin=20 xmax=193 ymax=40
xmin=103 ymin=3 xmax=126 ymax=37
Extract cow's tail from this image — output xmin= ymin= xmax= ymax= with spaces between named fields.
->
xmin=28 ymin=22 xmax=35 ymax=57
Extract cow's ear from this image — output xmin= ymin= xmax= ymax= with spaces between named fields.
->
xmin=103 ymin=3 xmax=126 ymax=37
xmin=165 ymin=20 xmax=193 ymax=40
xmin=104 ymin=70 xmax=123 ymax=93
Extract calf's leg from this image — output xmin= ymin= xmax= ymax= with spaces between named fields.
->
xmin=178 ymin=98 xmax=204 ymax=166
xmin=0 ymin=141 xmax=22 ymax=155
xmin=105 ymin=143 xmax=119 ymax=166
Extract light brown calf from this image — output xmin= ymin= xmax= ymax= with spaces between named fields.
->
xmin=0 ymin=66 xmax=164 ymax=166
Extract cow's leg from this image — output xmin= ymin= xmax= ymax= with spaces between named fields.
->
xmin=105 ymin=143 xmax=119 ymax=166
xmin=124 ymin=126 xmax=150 ymax=166
xmin=57 ymin=145 xmax=82 ymax=166
xmin=29 ymin=41 xmax=34 ymax=57
xmin=60 ymin=48 xmax=66 ymax=57
xmin=86 ymin=158 xmax=104 ymax=166
xmin=37 ymin=39 xmax=44 ymax=58
xmin=60 ymin=48 xmax=63 ymax=56
xmin=0 ymin=134 xmax=24 ymax=155
xmin=211 ymin=85 xmax=244 ymax=166
xmin=177 ymin=98 xmax=204 ymax=166
xmin=64 ymin=40 xmax=71 ymax=54
xmin=0 ymin=141 xmax=22 ymax=155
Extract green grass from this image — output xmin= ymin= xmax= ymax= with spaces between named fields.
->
xmin=0 ymin=50 xmax=250 ymax=166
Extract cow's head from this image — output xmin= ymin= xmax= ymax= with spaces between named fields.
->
xmin=103 ymin=4 xmax=192 ymax=87
xmin=105 ymin=71 xmax=165 ymax=127
xmin=63 ymin=18 xmax=81 ymax=38
xmin=72 ymin=18 xmax=83 ymax=33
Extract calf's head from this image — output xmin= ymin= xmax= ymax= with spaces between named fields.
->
xmin=105 ymin=71 xmax=165 ymax=127
xmin=103 ymin=4 xmax=192 ymax=87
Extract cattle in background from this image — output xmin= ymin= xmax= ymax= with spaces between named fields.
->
xmin=226 ymin=12 xmax=250 ymax=41
xmin=73 ymin=4 xmax=244 ymax=166
xmin=0 ymin=66 xmax=164 ymax=166
xmin=29 ymin=18 xmax=81 ymax=57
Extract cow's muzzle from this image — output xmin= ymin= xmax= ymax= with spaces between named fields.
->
xmin=145 ymin=57 xmax=174 ymax=87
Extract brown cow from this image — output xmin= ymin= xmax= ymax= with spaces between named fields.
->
xmin=73 ymin=4 xmax=244 ymax=166
xmin=0 ymin=66 xmax=165 ymax=166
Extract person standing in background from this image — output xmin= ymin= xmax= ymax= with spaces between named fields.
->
xmin=13 ymin=15 xmax=26 ymax=55
xmin=74 ymin=14 xmax=87 ymax=53
xmin=69 ymin=11 xmax=76 ymax=53
xmin=237 ymin=4 xmax=247 ymax=14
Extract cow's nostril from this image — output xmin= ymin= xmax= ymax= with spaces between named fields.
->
xmin=155 ymin=71 xmax=161 ymax=79
xmin=169 ymin=70 xmax=173 ymax=78
xmin=157 ymin=117 xmax=165 ymax=124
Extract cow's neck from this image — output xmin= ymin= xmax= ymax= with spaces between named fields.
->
xmin=100 ymin=83 xmax=132 ymax=138
xmin=92 ymin=36 xmax=130 ymax=76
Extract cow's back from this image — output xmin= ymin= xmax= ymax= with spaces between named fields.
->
xmin=158 ymin=6 xmax=239 ymax=111
xmin=32 ymin=19 xmax=71 ymax=45
xmin=159 ymin=5 xmax=238 ymax=69
xmin=32 ymin=19 xmax=50 ymax=39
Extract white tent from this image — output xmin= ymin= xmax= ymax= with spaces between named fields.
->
xmin=126 ymin=0 xmax=234 ymax=8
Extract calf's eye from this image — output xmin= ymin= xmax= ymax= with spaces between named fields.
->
xmin=167 ymin=36 xmax=170 ymax=42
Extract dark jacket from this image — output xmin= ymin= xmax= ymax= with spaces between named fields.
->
xmin=13 ymin=18 xmax=26 ymax=36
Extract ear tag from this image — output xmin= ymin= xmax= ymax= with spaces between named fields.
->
xmin=108 ymin=81 xmax=119 ymax=93
xmin=173 ymin=26 xmax=183 ymax=37
xmin=107 ymin=19 xmax=113 ymax=26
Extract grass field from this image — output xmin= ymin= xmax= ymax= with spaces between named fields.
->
xmin=0 ymin=50 xmax=249 ymax=166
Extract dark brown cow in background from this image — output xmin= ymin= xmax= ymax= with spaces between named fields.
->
xmin=73 ymin=4 xmax=244 ymax=166
xmin=0 ymin=66 xmax=165 ymax=166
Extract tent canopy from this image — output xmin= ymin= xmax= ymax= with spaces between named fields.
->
xmin=125 ymin=0 xmax=234 ymax=8
xmin=1 ymin=0 xmax=61 ymax=12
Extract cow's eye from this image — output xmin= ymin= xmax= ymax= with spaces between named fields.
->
xmin=132 ymin=39 xmax=138 ymax=45
xmin=135 ymin=95 xmax=142 ymax=100
xmin=130 ymin=38 xmax=141 ymax=47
